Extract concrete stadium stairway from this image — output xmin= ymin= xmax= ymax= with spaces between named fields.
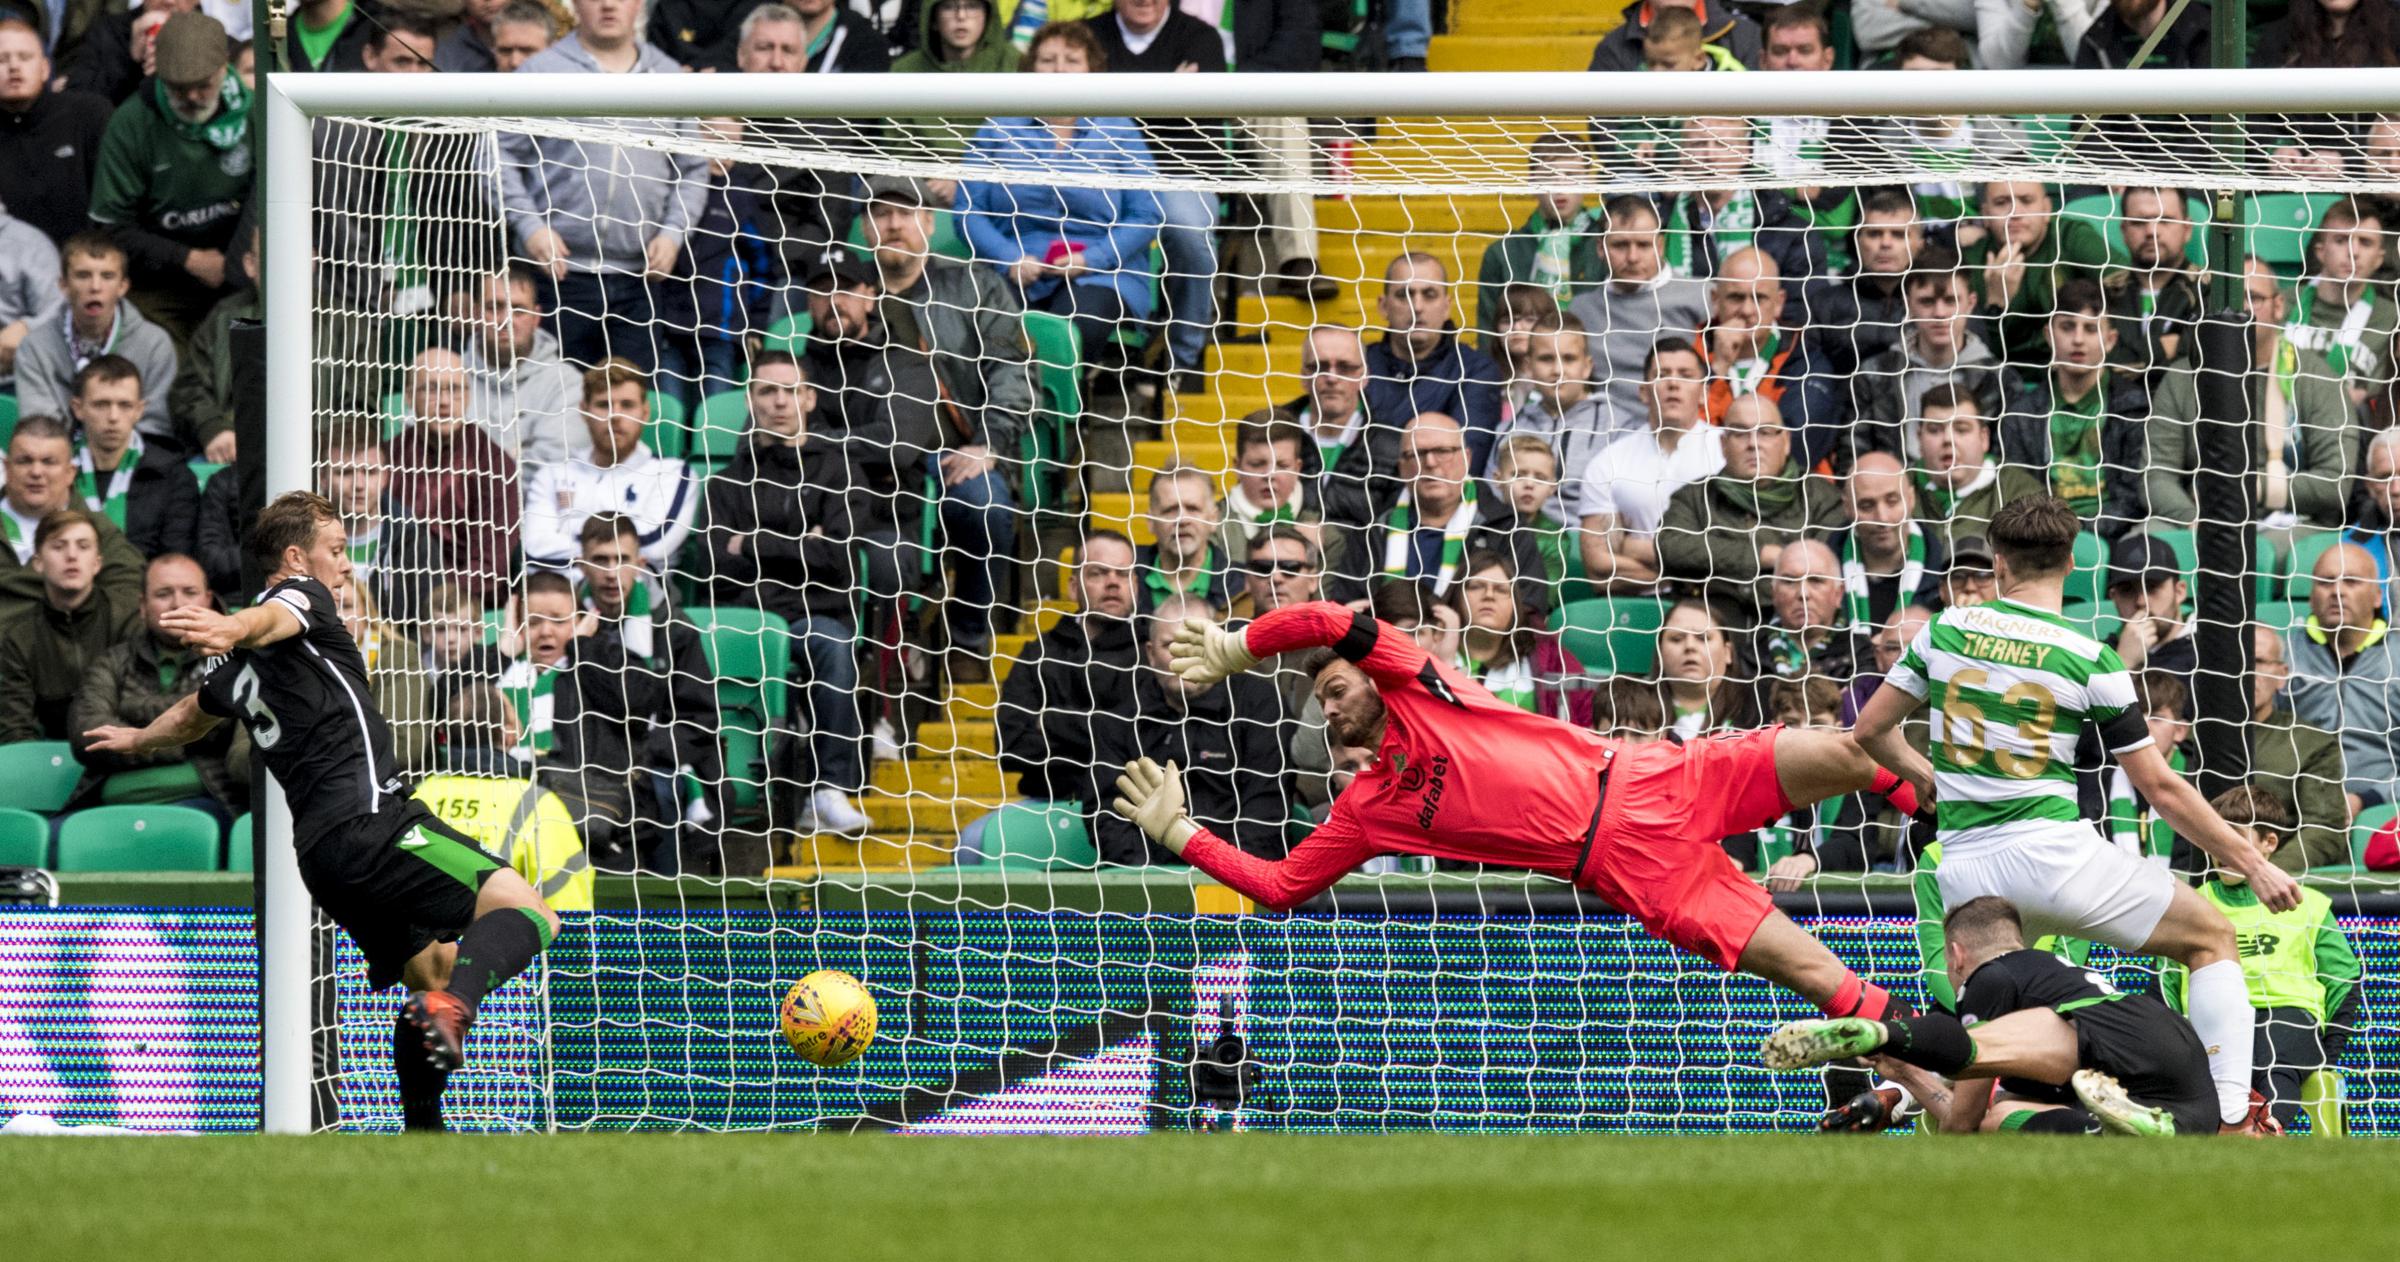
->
xmin=781 ymin=0 xmax=1609 ymax=877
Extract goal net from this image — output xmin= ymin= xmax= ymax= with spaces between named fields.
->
xmin=273 ymin=71 xmax=2399 ymax=1134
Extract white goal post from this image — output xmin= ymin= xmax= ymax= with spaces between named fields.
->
xmin=258 ymin=68 xmax=2400 ymax=1135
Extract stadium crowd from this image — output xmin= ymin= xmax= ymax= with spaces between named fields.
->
xmin=3 ymin=0 xmax=2400 ymax=889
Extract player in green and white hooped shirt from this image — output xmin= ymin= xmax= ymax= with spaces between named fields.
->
xmin=1852 ymin=496 xmax=2303 ymax=1130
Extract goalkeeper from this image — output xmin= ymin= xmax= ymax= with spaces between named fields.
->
xmin=1117 ymin=600 xmax=1923 ymax=1020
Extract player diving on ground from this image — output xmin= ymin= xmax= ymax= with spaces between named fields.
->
xmin=1112 ymin=597 xmax=1925 ymax=1023
xmin=84 ymin=491 xmax=559 ymax=1132
xmin=1764 ymin=896 xmax=2220 ymax=1137
xmin=1843 ymin=496 xmax=2296 ymax=1134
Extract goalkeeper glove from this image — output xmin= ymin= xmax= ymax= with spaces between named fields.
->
xmin=1819 ymin=1086 xmax=1906 ymax=1134
xmin=1167 ymin=618 xmax=1258 ymax=687
xmin=1112 ymin=758 xmax=1199 ymax=854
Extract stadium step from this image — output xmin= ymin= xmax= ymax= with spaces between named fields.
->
xmin=1230 ymin=292 xmax=1367 ymax=328
xmin=1319 ymin=196 xmax=1535 ymax=237
xmin=1030 ymin=598 xmax=1079 ymax=634
xmin=1166 ymin=380 xmax=1283 ymax=421
xmin=872 ymin=757 xmax=1010 ymax=801
xmin=928 ymin=686 xmax=998 ymax=732
xmin=914 ymin=718 xmax=997 ymax=753
xmin=1455 ymin=0 xmax=1624 ymax=27
xmin=863 ymin=790 xmax=1002 ymax=834
xmin=785 ymin=831 xmax=953 ymax=872
xmin=1133 ymin=438 xmax=1233 ymax=474
xmin=1448 ymin=10 xmax=1617 ymax=36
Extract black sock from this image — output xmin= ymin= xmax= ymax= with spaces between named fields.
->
xmin=1876 ymin=1013 xmax=1977 ymax=1077
xmin=2018 ymin=1107 xmax=2102 ymax=1135
xmin=445 ymin=908 xmax=552 ymax=1009
xmin=393 ymin=1011 xmax=448 ymax=1132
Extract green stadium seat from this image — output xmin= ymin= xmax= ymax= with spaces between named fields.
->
xmin=2254 ymin=598 xmax=2307 ymax=636
xmin=1022 ymin=310 xmax=1082 ymax=516
xmin=1557 ymin=598 xmax=1669 ymax=677
xmin=2284 ymin=530 xmax=2346 ymax=601
xmin=2058 ymin=600 xmax=2121 ymax=646
xmin=2346 ymin=802 xmax=2399 ymax=869
xmin=227 ymin=813 xmax=253 ymax=873
xmin=2245 ymin=193 xmax=2342 ymax=276
xmin=2140 ymin=528 xmax=2281 ymax=601
xmin=685 ymin=607 xmax=794 ymax=811
xmin=2016 ymin=114 xmax=2076 ymax=162
xmin=0 ymin=806 xmax=47 ymax=867
xmin=759 ymin=310 xmax=813 ymax=357
xmin=2063 ymin=531 xmax=2109 ymax=610
xmin=644 ymin=389 xmax=690 ymax=459
xmin=53 ymin=805 xmax=222 ymax=872
xmin=694 ymin=389 xmax=751 ymax=461
xmin=981 ymin=802 xmax=1098 ymax=870
xmin=0 ymin=741 xmax=83 ymax=814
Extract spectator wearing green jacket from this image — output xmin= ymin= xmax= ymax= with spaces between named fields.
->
xmin=891 ymin=0 xmax=1018 ymax=157
xmin=0 ymin=507 xmax=141 ymax=744
xmin=1654 ymin=394 xmax=1844 ymax=624
xmin=85 ymin=13 xmax=250 ymax=346
xmin=1475 ymin=133 xmax=1605 ymax=353
xmin=2161 ymin=787 xmax=2362 ymax=1132
xmin=2147 ymin=259 xmax=2359 ymax=534
xmin=1908 ymin=383 xmax=2045 ymax=558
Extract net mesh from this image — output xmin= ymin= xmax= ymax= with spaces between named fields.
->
xmin=290 ymin=101 xmax=2400 ymax=1133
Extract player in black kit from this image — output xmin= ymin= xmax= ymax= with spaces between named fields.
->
xmin=86 ymin=491 xmax=562 ymax=1131
xmin=1760 ymin=897 xmax=2240 ymax=1137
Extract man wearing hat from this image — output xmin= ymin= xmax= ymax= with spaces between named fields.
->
xmin=2108 ymin=533 xmax=2196 ymax=686
xmin=859 ymin=173 xmax=1028 ymax=666
xmin=1938 ymin=536 xmax=1998 ymax=611
xmin=87 ymin=11 xmax=249 ymax=347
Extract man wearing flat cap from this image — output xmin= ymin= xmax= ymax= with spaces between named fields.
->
xmin=858 ymin=173 xmax=1031 ymax=668
xmin=87 ymin=11 xmax=250 ymax=347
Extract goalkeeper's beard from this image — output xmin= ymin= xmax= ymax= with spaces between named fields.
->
xmin=1325 ymin=688 xmax=1388 ymax=750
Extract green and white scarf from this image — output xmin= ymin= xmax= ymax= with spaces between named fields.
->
xmin=1383 ymin=482 xmax=1478 ymax=597
xmin=498 ymin=658 xmax=564 ymax=759
xmin=584 ymin=580 xmax=658 ymax=660
xmin=1720 ymin=328 xmax=1782 ymax=397
xmin=1664 ymin=191 xmax=1757 ymax=276
xmin=157 ymin=71 xmax=251 ymax=153
xmin=75 ymin=437 xmax=141 ymax=531
xmin=2288 ymin=284 xmax=2378 ymax=383
xmin=0 ymin=503 xmax=37 ymax=564
xmin=1840 ymin=521 xmax=1924 ymax=628
xmin=1477 ymin=654 xmax=1537 ymax=713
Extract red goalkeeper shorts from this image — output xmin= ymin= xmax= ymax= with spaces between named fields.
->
xmin=1572 ymin=726 xmax=1792 ymax=971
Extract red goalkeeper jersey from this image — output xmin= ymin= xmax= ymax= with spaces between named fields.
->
xmin=1178 ymin=602 xmax=1620 ymax=909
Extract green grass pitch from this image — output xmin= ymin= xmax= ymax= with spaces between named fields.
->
xmin=14 ymin=1133 xmax=2400 ymax=1260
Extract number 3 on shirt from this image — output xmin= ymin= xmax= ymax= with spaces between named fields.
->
xmin=1936 ymin=668 xmax=2057 ymax=778
xmin=231 ymin=663 xmax=283 ymax=749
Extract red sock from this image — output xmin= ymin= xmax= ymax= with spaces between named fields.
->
xmin=1870 ymin=767 xmax=1919 ymax=817
xmin=1823 ymin=974 xmax=1894 ymax=1021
